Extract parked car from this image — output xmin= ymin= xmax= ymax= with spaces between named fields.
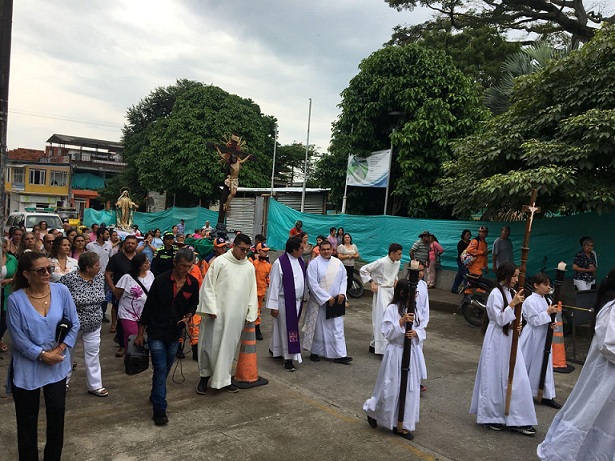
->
xmin=4 ymin=211 xmax=63 ymax=235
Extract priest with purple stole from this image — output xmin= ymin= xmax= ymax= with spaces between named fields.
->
xmin=267 ymin=237 xmax=307 ymax=371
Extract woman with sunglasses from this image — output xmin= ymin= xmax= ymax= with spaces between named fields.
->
xmin=71 ymin=234 xmax=87 ymax=260
xmin=60 ymin=252 xmax=108 ymax=397
xmin=49 ymin=237 xmax=78 ymax=283
xmin=6 ymin=252 xmax=79 ymax=461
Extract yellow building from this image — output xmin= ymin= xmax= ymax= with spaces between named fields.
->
xmin=4 ymin=161 xmax=71 ymax=213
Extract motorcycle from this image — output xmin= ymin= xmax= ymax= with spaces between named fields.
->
xmin=347 ymin=269 xmax=365 ymax=298
xmin=459 ymin=274 xmax=494 ymax=326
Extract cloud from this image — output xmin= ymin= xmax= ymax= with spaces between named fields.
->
xmin=8 ymin=0 xmax=430 ymax=154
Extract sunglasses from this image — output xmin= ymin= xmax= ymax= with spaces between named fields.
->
xmin=236 ymin=247 xmax=250 ymax=253
xmin=30 ymin=266 xmax=55 ymax=276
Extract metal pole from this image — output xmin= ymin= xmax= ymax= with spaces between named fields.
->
xmin=300 ymin=98 xmax=312 ymax=213
xmin=270 ymin=123 xmax=277 ymax=196
xmin=0 ymin=1 xmax=13 ymax=226
xmin=383 ymin=130 xmax=394 ymax=215
xmin=341 ymin=124 xmax=353 ymax=214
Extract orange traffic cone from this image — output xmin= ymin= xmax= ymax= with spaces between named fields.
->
xmin=552 ymin=302 xmax=575 ymax=373
xmin=232 ymin=322 xmax=269 ymax=389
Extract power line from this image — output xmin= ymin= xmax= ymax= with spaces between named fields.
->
xmin=9 ymin=109 xmax=124 ymax=129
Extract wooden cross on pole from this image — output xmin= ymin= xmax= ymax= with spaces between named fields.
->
xmin=505 ymin=189 xmax=540 ymax=416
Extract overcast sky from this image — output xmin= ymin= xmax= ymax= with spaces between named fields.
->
xmin=7 ymin=0 xmax=430 ymax=154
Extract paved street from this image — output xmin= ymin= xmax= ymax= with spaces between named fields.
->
xmin=0 ymin=289 xmax=582 ymax=460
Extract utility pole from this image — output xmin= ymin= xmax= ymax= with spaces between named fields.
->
xmin=300 ymin=98 xmax=312 ymax=213
xmin=0 ymin=0 xmax=12 ymax=224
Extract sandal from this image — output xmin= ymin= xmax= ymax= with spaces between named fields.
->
xmin=109 ymin=326 xmax=117 ymax=333
xmin=88 ymin=387 xmax=109 ymax=397
xmin=0 ymin=340 xmax=7 ymax=352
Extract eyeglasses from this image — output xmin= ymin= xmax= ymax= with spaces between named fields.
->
xmin=30 ymin=266 xmax=55 ymax=276
xmin=236 ymin=247 xmax=250 ymax=253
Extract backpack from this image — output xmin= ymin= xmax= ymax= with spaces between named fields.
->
xmin=460 ymin=239 xmax=478 ymax=267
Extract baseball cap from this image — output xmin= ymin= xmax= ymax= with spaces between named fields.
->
xmin=163 ymin=232 xmax=175 ymax=239
xmin=479 ymin=226 xmax=489 ymax=232
xmin=62 ymin=218 xmax=69 ymax=223
xmin=256 ymin=243 xmax=269 ymax=251
xmin=213 ymin=237 xmax=228 ymax=247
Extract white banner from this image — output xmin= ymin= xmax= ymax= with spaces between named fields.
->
xmin=345 ymin=149 xmax=391 ymax=188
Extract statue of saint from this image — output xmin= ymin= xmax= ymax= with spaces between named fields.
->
xmin=116 ymin=189 xmax=138 ymax=229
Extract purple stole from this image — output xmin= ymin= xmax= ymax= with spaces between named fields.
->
xmin=279 ymin=252 xmax=306 ymax=354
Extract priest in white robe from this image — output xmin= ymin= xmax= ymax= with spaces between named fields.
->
xmin=360 ymin=243 xmax=403 ymax=355
xmin=302 ymin=240 xmax=351 ymax=363
xmin=267 ymin=237 xmax=307 ymax=371
xmin=538 ymin=281 xmax=615 ymax=461
xmin=195 ymin=234 xmax=258 ymax=393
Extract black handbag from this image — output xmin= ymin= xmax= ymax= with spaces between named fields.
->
xmin=326 ymin=296 xmax=346 ymax=319
xmin=55 ymin=317 xmax=73 ymax=345
xmin=124 ymin=334 xmax=150 ymax=375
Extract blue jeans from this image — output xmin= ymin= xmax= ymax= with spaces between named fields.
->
xmin=148 ymin=339 xmax=179 ymax=413
xmin=451 ymin=259 xmax=468 ymax=292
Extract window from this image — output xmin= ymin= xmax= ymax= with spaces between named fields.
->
xmin=12 ymin=167 xmax=25 ymax=184
xmin=50 ymin=170 xmax=68 ymax=187
xmin=29 ymin=169 xmax=46 ymax=185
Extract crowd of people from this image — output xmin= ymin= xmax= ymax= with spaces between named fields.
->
xmin=1 ymin=216 xmax=612 ymax=460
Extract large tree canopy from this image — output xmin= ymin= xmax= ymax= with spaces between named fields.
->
xmin=386 ymin=0 xmax=614 ymax=45
xmin=313 ymin=45 xmax=485 ymax=217
xmin=102 ymin=80 xmax=276 ymax=207
xmin=437 ymin=25 xmax=615 ymax=219
xmin=388 ymin=20 xmax=521 ymax=90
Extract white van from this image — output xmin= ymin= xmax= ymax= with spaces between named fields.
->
xmin=4 ymin=211 xmax=63 ymax=236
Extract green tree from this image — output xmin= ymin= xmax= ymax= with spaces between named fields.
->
xmin=484 ymin=42 xmax=567 ymax=115
xmin=102 ymin=80 xmax=277 ymax=207
xmin=389 ymin=20 xmax=521 ymax=90
xmin=386 ymin=0 xmax=614 ymax=46
xmin=274 ymin=142 xmax=320 ymax=186
xmin=437 ymin=25 xmax=615 ymax=218
xmin=313 ymin=45 xmax=486 ymax=217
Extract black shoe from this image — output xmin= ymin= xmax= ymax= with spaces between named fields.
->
xmin=333 ymin=356 xmax=353 ymax=364
xmin=510 ymin=426 xmax=536 ymax=436
xmin=541 ymin=398 xmax=562 ymax=409
xmin=102 ymin=316 xmax=110 ymax=323
xmin=152 ymin=411 xmax=169 ymax=426
xmin=368 ymin=346 xmax=375 ymax=354
xmin=222 ymin=384 xmax=239 ymax=393
xmin=176 ymin=348 xmax=185 ymax=359
xmin=484 ymin=423 xmax=504 ymax=431
xmin=310 ymin=354 xmax=320 ymax=362
xmin=192 ymin=344 xmax=198 ymax=361
xmin=284 ymin=360 xmax=296 ymax=371
xmin=196 ymin=377 xmax=209 ymax=395
xmin=269 ymin=349 xmax=282 ymax=359
xmin=367 ymin=416 xmax=377 ymax=428
xmin=393 ymin=427 xmax=414 ymax=440
xmin=255 ymin=325 xmax=263 ymax=341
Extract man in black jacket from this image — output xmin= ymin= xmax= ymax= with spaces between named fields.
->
xmin=136 ymin=248 xmax=199 ymax=426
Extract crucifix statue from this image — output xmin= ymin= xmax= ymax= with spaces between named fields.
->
xmin=207 ymin=134 xmax=253 ymax=229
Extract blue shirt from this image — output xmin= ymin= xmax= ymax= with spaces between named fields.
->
xmin=138 ymin=241 xmax=155 ymax=262
xmin=7 ymin=283 xmax=80 ymax=391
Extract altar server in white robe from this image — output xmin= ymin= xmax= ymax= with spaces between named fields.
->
xmin=470 ymin=262 xmax=537 ymax=435
xmin=363 ymin=278 xmax=425 ymax=441
xmin=538 ymin=269 xmax=615 ymax=461
xmin=519 ymin=273 xmax=561 ymax=408
xmin=302 ymin=240 xmax=351 ymax=363
xmin=267 ymin=237 xmax=307 ymax=372
xmin=416 ymin=265 xmax=429 ymax=387
xmin=195 ymin=234 xmax=258 ymax=393
xmin=360 ymin=243 xmax=403 ymax=355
